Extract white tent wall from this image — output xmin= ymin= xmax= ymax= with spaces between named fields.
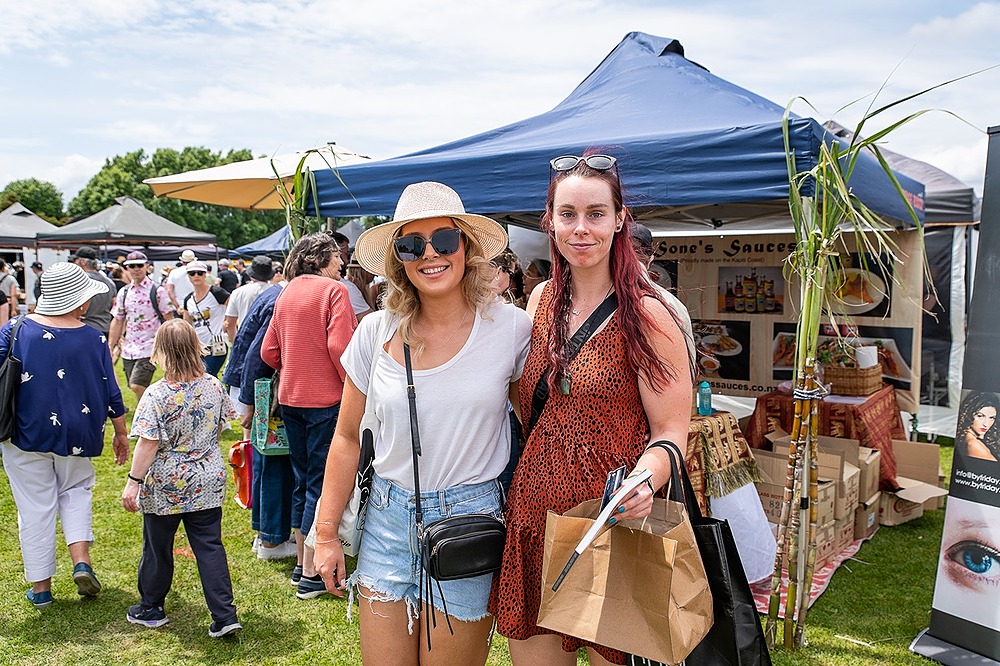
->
xmin=947 ymin=225 xmax=968 ymax=409
xmin=23 ymin=247 xmax=65 ymax=307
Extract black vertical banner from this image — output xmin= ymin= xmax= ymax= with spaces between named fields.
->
xmin=912 ymin=125 xmax=1000 ymax=665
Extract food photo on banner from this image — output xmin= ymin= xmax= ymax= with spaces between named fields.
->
xmin=692 ymin=319 xmax=751 ymax=382
xmin=826 ymin=251 xmax=895 ymax=319
xmin=770 ymin=322 xmax=914 ymax=392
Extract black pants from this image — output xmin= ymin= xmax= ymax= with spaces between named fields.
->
xmin=138 ymin=507 xmax=237 ymax=623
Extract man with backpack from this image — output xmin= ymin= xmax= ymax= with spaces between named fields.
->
xmin=108 ymin=251 xmax=177 ymax=403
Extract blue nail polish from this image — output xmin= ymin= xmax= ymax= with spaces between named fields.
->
xmin=618 ymin=506 xmax=625 ymax=514
xmin=609 ymin=517 xmax=617 ymax=525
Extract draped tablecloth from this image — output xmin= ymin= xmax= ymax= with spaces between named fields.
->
xmin=743 ymin=383 xmax=906 ymax=491
xmin=685 ymin=410 xmax=776 ymax=583
xmin=684 ymin=410 xmax=762 ymax=514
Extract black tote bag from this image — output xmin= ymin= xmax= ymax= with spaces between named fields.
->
xmin=629 ymin=440 xmax=772 ymax=666
xmin=0 ymin=316 xmax=27 ymax=442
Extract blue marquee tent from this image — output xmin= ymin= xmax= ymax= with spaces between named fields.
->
xmin=310 ymin=32 xmax=924 ymax=234
xmin=231 ymin=225 xmax=292 ymax=257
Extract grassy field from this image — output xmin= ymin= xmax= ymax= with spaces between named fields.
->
xmin=0 ymin=362 xmax=954 ymax=665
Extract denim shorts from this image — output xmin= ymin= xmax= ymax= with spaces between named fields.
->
xmin=349 ymin=473 xmax=503 ymax=624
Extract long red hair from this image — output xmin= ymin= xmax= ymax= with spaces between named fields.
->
xmin=540 ymin=153 xmax=678 ymax=394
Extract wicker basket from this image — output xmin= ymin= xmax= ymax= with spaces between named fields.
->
xmin=823 ymin=364 xmax=883 ymax=396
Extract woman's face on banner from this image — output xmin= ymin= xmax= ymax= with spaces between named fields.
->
xmin=933 ymin=497 xmax=1000 ymax=630
xmin=971 ymin=406 xmax=997 ymax=438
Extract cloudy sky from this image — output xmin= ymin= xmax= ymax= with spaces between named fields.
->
xmin=2 ymin=0 xmax=999 ymax=205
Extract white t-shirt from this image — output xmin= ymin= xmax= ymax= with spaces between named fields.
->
xmin=341 ymin=278 xmax=371 ymax=316
xmin=225 ymin=280 xmax=271 ymax=326
xmin=342 ymin=303 xmax=532 ymax=491
xmin=167 ymin=266 xmax=194 ymax=305
xmin=183 ymin=287 xmax=228 ymax=344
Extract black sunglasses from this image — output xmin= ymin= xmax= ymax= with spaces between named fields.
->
xmin=187 ymin=271 xmax=207 ymax=276
xmin=393 ymin=228 xmax=463 ymax=262
xmin=549 ymin=154 xmax=618 ymax=174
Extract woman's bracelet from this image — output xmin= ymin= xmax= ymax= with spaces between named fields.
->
xmin=127 ymin=473 xmax=144 ymax=484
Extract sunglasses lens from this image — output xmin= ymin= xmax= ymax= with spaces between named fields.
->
xmin=188 ymin=271 xmax=206 ymax=276
xmin=585 ymin=155 xmax=616 ymax=171
xmin=394 ymin=236 xmax=426 ymax=262
xmin=429 ymin=228 xmax=462 ymax=255
xmin=550 ymin=156 xmax=581 ymax=172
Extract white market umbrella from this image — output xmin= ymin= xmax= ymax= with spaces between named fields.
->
xmin=144 ymin=143 xmax=372 ymax=210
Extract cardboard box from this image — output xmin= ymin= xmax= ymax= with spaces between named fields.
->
xmin=769 ymin=436 xmax=843 ymax=522
xmin=892 ymin=439 xmax=945 ymax=511
xmin=754 ymin=448 xmax=835 ymax=525
xmin=772 ymin=518 xmax=836 ymax=570
xmin=858 ymin=447 xmax=882 ymax=502
xmin=810 ymin=434 xmax=883 ymax=502
xmin=878 ymin=477 xmax=949 ymax=526
xmin=854 ymin=491 xmax=881 ymax=540
xmin=835 ymin=514 xmax=855 ymax=554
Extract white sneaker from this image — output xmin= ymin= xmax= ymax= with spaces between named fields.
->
xmin=251 ymin=534 xmax=261 ymax=553
xmin=257 ymin=540 xmax=298 ymax=560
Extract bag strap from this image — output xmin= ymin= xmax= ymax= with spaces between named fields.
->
xmin=529 ymin=291 xmax=618 ymax=431
xmin=403 ymin=344 xmax=423 ymax=529
xmin=648 ymin=440 xmax=704 ymax=521
xmin=149 ymin=284 xmax=165 ymax=323
xmin=4 ymin=315 xmax=26 ymax=363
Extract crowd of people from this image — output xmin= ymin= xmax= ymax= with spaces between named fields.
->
xmin=2 ymin=152 xmax=696 ymax=665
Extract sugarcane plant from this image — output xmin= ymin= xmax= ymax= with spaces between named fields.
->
xmin=763 ymin=79 xmax=957 ymax=648
xmin=271 ymin=149 xmax=354 ymax=242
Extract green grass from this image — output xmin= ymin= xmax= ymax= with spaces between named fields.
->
xmin=0 ymin=365 xmax=954 ymax=665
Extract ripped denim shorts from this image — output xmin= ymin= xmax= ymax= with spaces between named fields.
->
xmin=349 ymin=473 xmax=503 ymax=626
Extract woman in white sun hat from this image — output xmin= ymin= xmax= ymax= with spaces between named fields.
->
xmin=313 ymin=182 xmax=531 ymax=664
xmin=0 ymin=262 xmax=129 ymax=609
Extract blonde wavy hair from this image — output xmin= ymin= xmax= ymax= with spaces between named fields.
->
xmin=151 ymin=319 xmax=206 ymax=381
xmin=383 ymin=218 xmax=496 ymax=353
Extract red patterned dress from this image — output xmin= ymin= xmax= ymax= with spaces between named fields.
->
xmin=489 ymin=284 xmax=649 ymax=664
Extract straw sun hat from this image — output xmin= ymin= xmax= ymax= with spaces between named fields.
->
xmin=35 ymin=262 xmax=110 ymax=316
xmin=353 ymin=181 xmax=508 ymax=277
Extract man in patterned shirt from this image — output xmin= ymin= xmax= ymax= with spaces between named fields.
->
xmin=108 ymin=251 xmax=177 ymax=403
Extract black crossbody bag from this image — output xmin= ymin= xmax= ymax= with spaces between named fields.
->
xmin=403 ymin=343 xmax=506 ymax=649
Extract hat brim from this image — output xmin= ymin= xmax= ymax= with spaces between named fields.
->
xmin=35 ymin=277 xmax=110 ymax=316
xmin=353 ymin=213 xmax=508 ymax=277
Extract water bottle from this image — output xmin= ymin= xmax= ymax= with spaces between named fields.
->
xmin=697 ymin=381 xmax=713 ymax=416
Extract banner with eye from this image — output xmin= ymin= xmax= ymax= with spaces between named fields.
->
xmin=913 ymin=129 xmax=1000 ymax=664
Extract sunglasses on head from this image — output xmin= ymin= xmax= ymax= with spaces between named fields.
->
xmin=187 ymin=271 xmax=206 ymax=276
xmin=549 ymin=154 xmax=618 ymax=174
xmin=393 ymin=227 xmax=463 ymax=262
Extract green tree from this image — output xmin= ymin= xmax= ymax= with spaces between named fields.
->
xmin=1 ymin=178 xmax=65 ymax=221
xmin=68 ymin=147 xmax=285 ymax=249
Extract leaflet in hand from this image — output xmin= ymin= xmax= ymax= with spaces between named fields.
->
xmin=552 ymin=468 xmax=653 ymax=591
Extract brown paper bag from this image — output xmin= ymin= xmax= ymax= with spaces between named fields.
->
xmin=538 ymin=497 xmax=714 ymax=665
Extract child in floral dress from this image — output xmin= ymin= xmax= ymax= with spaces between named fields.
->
xmin=121 ymin=319 xmax=241 ymax=637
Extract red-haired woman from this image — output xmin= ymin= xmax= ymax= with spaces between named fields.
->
xmin=489 ymin=153 xmax=694 ymax=665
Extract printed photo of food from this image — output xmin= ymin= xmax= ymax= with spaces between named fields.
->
xmin=827 ymin=252 xmax=894 ymax=318
xmin=693 ymin=319 xmax=751 ymax=381
xmin=717 ymin=266 xmax=784 ymax=315
xmin=770 ymin=322 xmax=913 ymax=390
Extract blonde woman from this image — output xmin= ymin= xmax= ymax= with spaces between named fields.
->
xmin=121 ymin=319 xmax=240 ymax=637
xmin=313 ymin=182 xmax=531 ymax=665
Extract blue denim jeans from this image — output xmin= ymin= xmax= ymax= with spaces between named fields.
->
xmin=251 ymin=451 xmax=294 ymax=544
xmin=279 ymin=403 xmax=339 ymax=535
xmin=203 ymin=351 xmax=227 ymax=378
